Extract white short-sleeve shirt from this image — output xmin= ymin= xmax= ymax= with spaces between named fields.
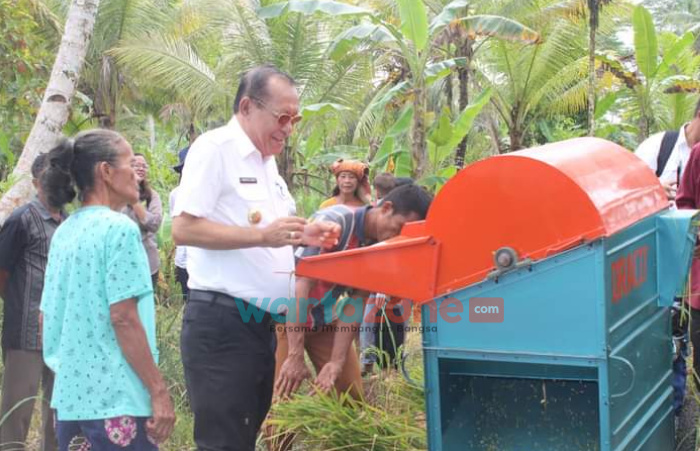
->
xmin=173 ymin=118 xmax=297 ymax=311
xmin=169 ymin=187 xmax=187 ymax=269
xmin=634 ymin=124 xmax=691 ymax=185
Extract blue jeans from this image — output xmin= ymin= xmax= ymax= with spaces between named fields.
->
xmin=56 ymin=416 xmax=157 ymax=451
xmin=672 ymin=300 xmax=691 ymax=415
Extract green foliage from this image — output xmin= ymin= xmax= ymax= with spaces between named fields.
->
xmin=424 ymin=88 xmax=492 ymax=189
xmin=428 ymin=0 xmax=468 ymax=34
xmin=397 ymin=0 xmax=429 ymax=52
xmin=600 ymin=5 xmax=700 ymax=140
xmin=258 ymin=0 xmax=370 ymax=18
xmin=632 ymin=5 xmax=657 ymax=80
xmin=0 ymin=0 xmax=54 ymax=180
xmin=154 ymin=300 xmax=194 ymax=449
xmin=269 ymin=374 xmax=427 ymax=450
xmin=480 ymin=15 xmax=587 ymax=149
xmin=16 ymin=0 xmax=700 ymax=448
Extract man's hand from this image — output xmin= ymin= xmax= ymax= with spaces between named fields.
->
xmin=146 ymin=388 xmax=176 ymax=444
xmin=302 ymin=221 xmax=341 ymax=249
xmin=313 ymin=361 xmax=343 ymax=394
xmin=275 ymin=354 xmax=312 ymax=399
xmin=261 ymin=217 xmax=307 ymax=247
xmin=663 ymin=181 xmax=678 ymax=200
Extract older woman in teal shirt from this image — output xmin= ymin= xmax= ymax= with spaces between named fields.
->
xmin=40 ymin=129 xmax=174 ymax=450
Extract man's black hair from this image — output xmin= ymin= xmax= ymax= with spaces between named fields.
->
xmin=233 ymin=65 xmax=296 ymax=114
xmin=380 ymin=184 xmax=432 ymax=220
xmin=394 ymin=177 xmax=414 ymax=187
xmin=31 ymin=153 xmax=49 ymax=179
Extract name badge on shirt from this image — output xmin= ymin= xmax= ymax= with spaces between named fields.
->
xmin=239 ymin=177 xmax=258 ymax=184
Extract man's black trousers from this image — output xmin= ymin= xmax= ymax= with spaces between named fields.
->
xmin=181 ymin=290 xmax=276 ymax=451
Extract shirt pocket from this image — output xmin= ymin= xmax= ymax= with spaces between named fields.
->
xmin=236 ymin=183 xmax=269 ymax=202
xmin=233 ymin=182 xmax=272 ymax=226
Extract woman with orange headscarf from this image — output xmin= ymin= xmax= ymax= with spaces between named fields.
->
xmin=319 ymin=159 xmax=371 ymax=209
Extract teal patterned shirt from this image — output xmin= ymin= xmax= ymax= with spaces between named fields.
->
xmin=41 ymin=206 xmax=158 ymax=420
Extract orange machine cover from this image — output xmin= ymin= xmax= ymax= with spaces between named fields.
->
xmin=296 ymin=138 xmax=668 ymax=303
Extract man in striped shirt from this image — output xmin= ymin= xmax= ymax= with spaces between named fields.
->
xmin=274 ymin=184 xmax=432 ymax=402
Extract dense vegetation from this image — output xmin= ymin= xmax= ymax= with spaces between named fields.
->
xmin=2 ymin=0 xmax=700 ymax=449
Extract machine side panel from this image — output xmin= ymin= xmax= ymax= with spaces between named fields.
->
xmin=430 ymin=244 xmax=604 ymax=358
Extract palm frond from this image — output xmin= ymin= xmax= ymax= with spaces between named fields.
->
xmin=203 ymin=0 xmax=273 ymax=66
xmin=524 ymin=20 xmax=584 ymax=99
xmin=91 ymin=0 xmax=171 ymax=55
xmin=24 ymin=0 xmax=64 ymax=39
xmin=111 ymin=34 xmax=226 ymax=117
xmin=544 ymin=76 xmax=588 ymax=117
xmin=352 ymin=81 xmax=403 ymax=143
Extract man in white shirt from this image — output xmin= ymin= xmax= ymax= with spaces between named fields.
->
xmin=172 ymin=65 xmax=338 ymax=451
xmin=634 ymin=99 xmax=700 ymax=199
xmin=170 ymin=146 xmax=189 ymax=300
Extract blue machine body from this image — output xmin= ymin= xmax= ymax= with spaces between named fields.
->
xmin=294 ymin=138 xmax=699 ymax=451
xmin=422 ymin=210 xmax=697 ymax=451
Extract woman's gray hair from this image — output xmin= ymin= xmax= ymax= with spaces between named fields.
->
xmin=42 ymin=129 xmax=126 ymax=208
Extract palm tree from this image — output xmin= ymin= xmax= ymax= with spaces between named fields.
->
xmin=287 ymin=0 xmax=540 ymax=177
xmin=600 ymin=5 xmax=700 ymax=142
xmin=479 ymin=17 xmax=588 ymax=150
xmin=81 ymin=0 xmax=172 ymax=128
xmin=586 ymin=0 xmax=612 ymax=136
xmin=113 ymin=0 xmax=376 ymax=188
xmin=0 ymin=0 xmax=101 ymax=224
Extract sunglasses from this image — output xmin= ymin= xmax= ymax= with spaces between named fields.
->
xmin=250 ymin=97 xmax=302 ymax=127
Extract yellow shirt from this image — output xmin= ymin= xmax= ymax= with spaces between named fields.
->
xmin=319 ymin=197 xmax=338 ymax=210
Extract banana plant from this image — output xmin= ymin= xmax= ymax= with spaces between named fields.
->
xmin=600 ymin=5 xmax=700 ymax=141
xmin=372 ymin=87 xmax=492 ymax=189
xmin=259 ymin=0 xmax=539 ymax=178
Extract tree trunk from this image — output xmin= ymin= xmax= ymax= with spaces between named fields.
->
xmin=94 ymin=56 xmax=118 ymax=129
xmin=509 ymin=124 xmax=523 ymax=152
xmin=587 ymin=0 xmax=598 ymax=136
xmin=486 ymin=111 xmax=505 ymax=154
xmin=411 ymin=82 xmax=427 ymax=179
xmin=454 ymin=39 xmax=474 ymax=169
xmin=0 ymin=0 xmax=101 ymax=225
xmin=445 ymin=72 xmax=453 ymax=114
xmin=278 ymin=145 xmax=295 ymax=192
xmin=638 ymin=88 xmax=650 ymax=142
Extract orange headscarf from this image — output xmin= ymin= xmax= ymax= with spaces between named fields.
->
xmin=330 ymin=159 xmax=371 ymax=203
xmin=331 ymin=159 xmax=368 ymax=180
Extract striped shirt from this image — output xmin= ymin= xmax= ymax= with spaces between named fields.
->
xmin=295 ymin=205 xmax=371 ymax=328
xmin=0 ymin=199 xmax=64 ymax=350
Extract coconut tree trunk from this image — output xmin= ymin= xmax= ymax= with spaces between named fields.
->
xmin=454 ymin=38 xmax=474 ymax=168
xmin=0 ymin=0 xmax=101 ymax=225
xmin=587 ymin=0 xmax=598 ymax=136
xmin=509 ymin=123 xmax=524 ymax=152
xmin=94 ymin=56 xmax=118 ymax=129
xmin=279 ymin=144 xmax=295 ymax=192
xmin=444 ymin=72 xmax=453 ymax=114
xmin=486 ymin=112 xmax=505 ymax=154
